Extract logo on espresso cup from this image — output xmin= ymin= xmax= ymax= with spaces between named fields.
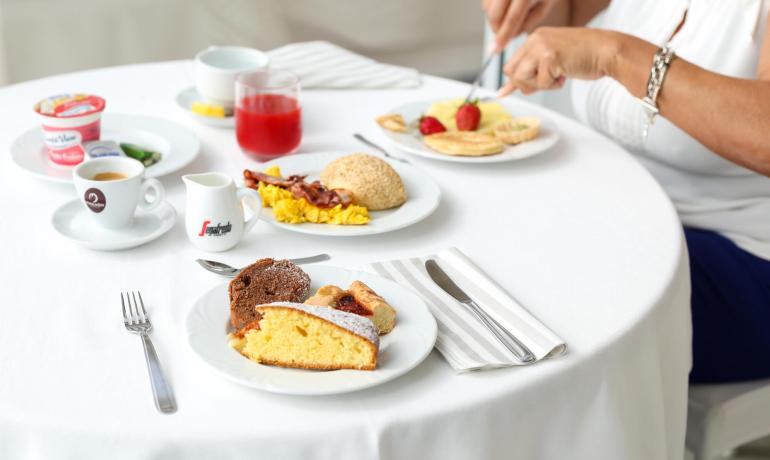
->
xmin=84 ymin=188 xmax=106 ymax=213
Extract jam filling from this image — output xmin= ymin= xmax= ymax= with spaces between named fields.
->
xmin=336 ymin=295 xmax=370 ymax=316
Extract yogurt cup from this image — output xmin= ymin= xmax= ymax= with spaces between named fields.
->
xmin=34 ymin=94 xmax=106 ymax=166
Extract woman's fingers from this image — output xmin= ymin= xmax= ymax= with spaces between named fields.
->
xmin=500 ymin=37 xmax=566 ymax=96
xmin=495 ymin=0 xmax=531 ymax=50
xmin=521 ymin=2 xmax=549 ymax=34
xmin=497 ymin=80 xmax=517 ymax=97
xmin=486 ymin=0 xmax=513 ymax=33
xmin=513 ymin=60 xmax=539 ymax=93
xmin=536 ymin=54 xmax=563 ymax=89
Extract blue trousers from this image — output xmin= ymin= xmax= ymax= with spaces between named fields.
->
xmin=686 ymin=227 xmax=770 ymax=383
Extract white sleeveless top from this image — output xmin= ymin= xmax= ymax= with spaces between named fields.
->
xmin=572 ymin=0 xmax=770 ymax=259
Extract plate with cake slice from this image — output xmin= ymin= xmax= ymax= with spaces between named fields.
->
xmin=185 ymin=258 xmax=437 ymax=395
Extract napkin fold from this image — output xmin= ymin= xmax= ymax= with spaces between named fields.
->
xmin=366 ymin=248 xmax=566 ymax=372
xmin=267 ymin=41 xmax=421 ymax=89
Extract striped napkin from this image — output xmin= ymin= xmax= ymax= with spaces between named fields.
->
xmin=267 ymin=41 xmax=421 ymax=89
xmin=366 ymin=248 xmax=566 ymax=372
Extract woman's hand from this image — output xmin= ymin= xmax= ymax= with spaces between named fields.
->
xmin=498 ymin=27 xmax=622 ymax=96
xmin=482 ymin=0 xmax=563 ymax=52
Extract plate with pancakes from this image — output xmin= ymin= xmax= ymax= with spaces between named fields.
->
xmin=245 ymin=151 xmax=441 ymax=236
xmin=376 ymin=99 xmax=559 ymax=163
xmin=186 ymin=260 xmax=438 ymax=395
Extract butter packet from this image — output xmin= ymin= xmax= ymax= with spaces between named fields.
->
xmin=84 ymin=140 xmax=125 ymax=159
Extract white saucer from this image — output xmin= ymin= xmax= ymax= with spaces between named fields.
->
xmin=175 ymin=87 xmax=235 ymax=128
xmin=52 ymin=199 xmax=177 ymax=251
xmin=11 ymin=113 xmax=201 ymax=184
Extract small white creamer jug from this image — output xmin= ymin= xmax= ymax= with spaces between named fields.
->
xmin=182 ymin=172 xmax=261 ymax=252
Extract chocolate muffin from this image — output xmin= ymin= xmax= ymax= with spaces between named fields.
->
xmin=229 ymin=258 xmax=311 ymax=331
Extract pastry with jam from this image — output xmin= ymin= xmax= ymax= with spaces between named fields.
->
xmin=305 ymin=281 xmax=396 ymax=335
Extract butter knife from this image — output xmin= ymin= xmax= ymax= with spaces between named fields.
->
xmin=425 ymin=259 xmax=535 ymax=363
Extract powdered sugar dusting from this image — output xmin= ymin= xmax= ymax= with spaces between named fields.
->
xmin=261 ymin=302 xmax=379 ymax=347
xmin=259 ymin=260 xmax=311 ymax=298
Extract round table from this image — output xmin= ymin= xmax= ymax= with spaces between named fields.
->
xmin=0 ymin=61 xmax=691 ymax=460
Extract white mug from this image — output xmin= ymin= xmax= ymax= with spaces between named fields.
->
xmin=73 ymin=157 xmax=165 ymax=229
xmin=194 ymin=46 xmax=270 ymax=108
xmin=182 ymin=172 xmax=262 ymax=252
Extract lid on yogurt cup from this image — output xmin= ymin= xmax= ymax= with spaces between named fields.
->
xmin=34 ymin=93 xmax=106 ymax=118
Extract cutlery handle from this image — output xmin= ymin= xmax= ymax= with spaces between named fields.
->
xmin=289 ymin=254 xmax=331 ymax=265
xmin=354 ymin=133 xmax=388 ymax=155
xmin=465 ymin=300 xmax=536 ymax=363
xmin=140 ymin=333 xmax=177 ymax=413
xmin=353 ymin=134 xmax=411 ymax=164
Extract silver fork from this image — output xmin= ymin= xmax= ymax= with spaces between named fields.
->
xmin=121 ymin=291 xmax=177 ymax=414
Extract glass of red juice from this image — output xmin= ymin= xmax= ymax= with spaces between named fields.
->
xmin=235 ymin=70 xmax=301 ymax=161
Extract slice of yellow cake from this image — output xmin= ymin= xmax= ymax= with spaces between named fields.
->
xmin=230 ymin=302 xmax=380 ymax=371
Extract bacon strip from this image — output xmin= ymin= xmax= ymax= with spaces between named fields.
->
xmin=244 ymin=169 xmax=354 ymax=209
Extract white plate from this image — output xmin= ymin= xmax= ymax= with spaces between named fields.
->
xmin=175 ymin=86 xmax=235 ymax=128
xmin=186 ymin=265 xmax=438 ymax=395
xmin=259 ymin=151 xmax=441 ymax=236
xmin=11 ymin=114 xmax=201 ymax=184
xmin=379 ymin=99 xmax=560 ymax=163
xmin=51 ymin=199 xmax=176 ymax=250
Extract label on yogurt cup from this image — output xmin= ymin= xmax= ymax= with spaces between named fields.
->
xmin=40 ymin=118 xmax=102 ymax=166
xmin=42 ymin=127 xmax=86 ymax=166
xmin=43 ymin=129 xmax=85 ymax=166
xmin=43 ymin=129 xmax=82 ymax=149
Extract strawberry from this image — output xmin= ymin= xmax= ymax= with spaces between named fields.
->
xmin=419 ymin=116 xmax=447 ymax=135
xmin=456 ymin=100 xmax=481 ymax=131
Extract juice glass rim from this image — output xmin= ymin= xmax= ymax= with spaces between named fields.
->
xmin=236 ymin=69 xmax=300 ymax=91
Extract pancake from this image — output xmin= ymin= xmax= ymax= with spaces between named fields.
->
xmin=423 ymin=131 xmax=504 ymax=156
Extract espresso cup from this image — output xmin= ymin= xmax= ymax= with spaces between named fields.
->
xmin=73 ymin=157 xmax=165 ymax=229
xmin=194 ymin=46 xmax=270 ymax=108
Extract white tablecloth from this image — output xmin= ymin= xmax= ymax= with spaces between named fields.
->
xmin=0 ymin=61 xmax=691 ymax=460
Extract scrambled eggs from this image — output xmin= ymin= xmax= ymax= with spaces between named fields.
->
xmin=258 ymin=166 xmax=370 ymax=225
xmin=425 ymin=98 xmax=512 ymax=133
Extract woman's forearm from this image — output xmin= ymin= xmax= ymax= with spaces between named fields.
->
xmin=568 ymin=0 xmax=609 ymax=27
xmin=537 ymin=0 xmax=608 ymax=30
xmin=608 ymin=32 xmax=770 ymax=175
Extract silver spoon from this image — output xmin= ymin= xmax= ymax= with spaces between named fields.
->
xmin=353 ymin=133 xmax=411 ymax=164
xmin=196 ymin=254 xmax=330 ymax=278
